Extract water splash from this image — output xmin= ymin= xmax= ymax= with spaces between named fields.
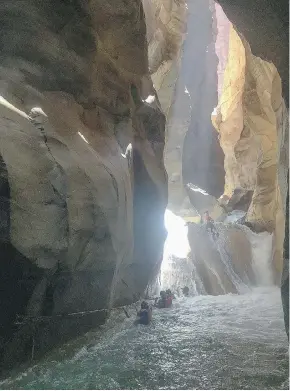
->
xmin=247 ymin=228 xmax=274 ymax=286
xmin=160 ymin=209 xmax=275 ymax=295
xmin=1 ymin=288 xmax=288 ymax=390
xmin=161 ymin=209 xmax=192 ymax=293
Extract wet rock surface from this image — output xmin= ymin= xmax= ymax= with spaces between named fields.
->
xmin=0 ymin=0 xmax=288 ymax=371
xmin=212 ymin=25 xmax=288 ymax=284
xmin=0 ymin=0 xmax=167 ymax=368
xmin=186 ymin=221 xmax=274 ymax=296
xmin=1 ymin=289 xmax=288 ymax=390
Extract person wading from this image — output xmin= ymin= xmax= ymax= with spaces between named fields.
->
xmin=135 ymin=301 xmax=152 ymax=325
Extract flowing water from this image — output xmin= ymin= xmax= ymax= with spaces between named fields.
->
xmin=161 ymin=210 xmax=275 ymax=296
xmin=1 ymin=210 xmax=288 ymax=389
xmin=0 ymin=289 xmax=288 ymax=390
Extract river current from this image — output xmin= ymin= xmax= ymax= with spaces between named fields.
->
xmin=1 ymin=287 xmax=288 ymax=390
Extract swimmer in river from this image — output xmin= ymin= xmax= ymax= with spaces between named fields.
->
xmin=154 ymin=290 xmax=173 ymax=308
xmin=154 ymin=291 xmax=167 ymax=308
xmin=182 ymin=286 xmax=189 ymax=297
xmin=135 ymin=301 xmax=152 ymax=325
xmin=165 ymin=289 xmax=175 ymax=307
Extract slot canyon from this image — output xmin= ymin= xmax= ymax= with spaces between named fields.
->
xmin=0 ymin=0 xmax=288 ymax=389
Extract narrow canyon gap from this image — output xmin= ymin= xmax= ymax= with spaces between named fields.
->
xmin=0 ymin=0 xmax=288 ymax=374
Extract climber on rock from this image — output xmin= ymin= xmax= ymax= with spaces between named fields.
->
xmin=203 ymin=211 xmax=219 ymax=239
xmin=135 ymin=301 xmax=152 ymax=325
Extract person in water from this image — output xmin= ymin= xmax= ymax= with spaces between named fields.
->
xmin=154 ymin=291 xmax=167 ymax=308
xmin=155 ymin=290 xmax=173 ymax=308
xmin=204 ymin=211 xmax=219 ymax=238
xmin=165 ymin=289 xmax=175 ymax=307
xmin=135 ymin=301 xmax=152 ymax=325
xmin=182 ymin=286 xmax=189 ymax=297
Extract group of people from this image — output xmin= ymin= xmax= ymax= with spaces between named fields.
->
xmin=135 ymin=289 xmax=173 ymax=326
xmin=135 ymin=287 xmax=189 ymax=326
xmin=154 ymin=289 xmax=174 ymax=309
xmin=135 ymin=211 xmax=218 ymax=326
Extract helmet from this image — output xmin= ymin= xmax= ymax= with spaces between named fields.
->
xmin=141 ymin=301 xmax=149 ymax=309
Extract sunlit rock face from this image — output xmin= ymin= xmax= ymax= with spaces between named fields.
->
xmin=150 ymin=0 xmax=289 ymax=334
xmin=153 ymin=0 xmax=226 ymax=219
xmin=160 ymin=214 xmax=274 ymax=296
xmin=158 ymin=0 xmax=288 ymax=301
xmin=0 ymin=0 xmax=167 ymax=365
xmin=144 ymin=0 xmax=226 ymax=220
xmin=215 ymin=0 xmax=289 ymax=105
xmin=213 ymin=2 xmax=288 ymax=331
xmin=142 ymin=0 xmax=192 ymax=217
xmin=212 ymin=25 xmax=288 ymax=282
xmin=186 ymin=222 xmax=274 ymax=296
xmin=142 ymin=0 xmax=187 ymax=115
xmin=180 ymin=0 xmax=225 ymax=215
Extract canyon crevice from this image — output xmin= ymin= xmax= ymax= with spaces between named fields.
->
xmin=0 ymin=0 xmax=167 ymax=367
xmin=0 ymin=0 xmax=288 ymax=370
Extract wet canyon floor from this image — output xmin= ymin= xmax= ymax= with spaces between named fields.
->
xmin=1 ymin=288 xmax=288 ymax=390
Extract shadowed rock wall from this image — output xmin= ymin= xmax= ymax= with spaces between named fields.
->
xmin=0 ymin=0 xmax=167 ymax=368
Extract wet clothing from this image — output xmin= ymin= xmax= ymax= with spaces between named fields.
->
xmin=155 ymin=295 xmax=172 ymax=308
xmin=166 ymin=296 xmax=173 ymax=307
xmin=136 ymin=308 xmax=152 ymax=325
xmin=182 ymin=287 xmax=189 ymax=296
xmin=204 ymin=215 xmax=214 ymax=229
xmin=206 ymin=220 xmax=215 ymax=233
xmin=204 ymin=214 xmax=218 ymax=238
xmin=155 ymin=297 xmax=166 ymax=308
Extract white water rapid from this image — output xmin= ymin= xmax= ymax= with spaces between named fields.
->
xmin=160 ymin=209 xmax=275 ymax=296
xmin=0 ymin=289 xmax=288 ymax=389
xmin=0 ymin=210 xmax=288 ymax=390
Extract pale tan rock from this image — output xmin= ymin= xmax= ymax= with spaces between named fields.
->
xmin=142 ymin=0 xmax=187 ymax=115
xmin=0 ymin=0 xmax=168 ymax=315
xmin=212 ymin=26 xmax=288 ymax=281
xmin=187 ymin=223 xmax=257 ymax=295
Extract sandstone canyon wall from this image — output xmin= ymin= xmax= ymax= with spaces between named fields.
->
xmin=142 ymin=0 xmax=192 ymax=217
xmin=212 ymin=26 xmax=288 ymax=283
xmin=186 ymin=222 xmax=274 ymax=295
xmin=0 ymin=0 xmax=288 ymax=369
xmin=158 ymin=0 xmax=226 ymax=220
xmin=0 ymin=0 xmax=167 ymax=367
xmin=156 ymin=0 xmax=288 ymax=332
xmin=213 ymin=0 xmax=289 ymax=334
xmin=142 ymin=0 xmax=187 ymax=116
xmin=143 ymin=0 xmax=288 ymax=298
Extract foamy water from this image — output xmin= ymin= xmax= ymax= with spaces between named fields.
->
xmin=1 ymin=210 xmax=287 ymax=389
xmin=1 ymin=289 xmax=288 ymax=389
xmin=161 ymin=208 xmax=276 ymax=296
